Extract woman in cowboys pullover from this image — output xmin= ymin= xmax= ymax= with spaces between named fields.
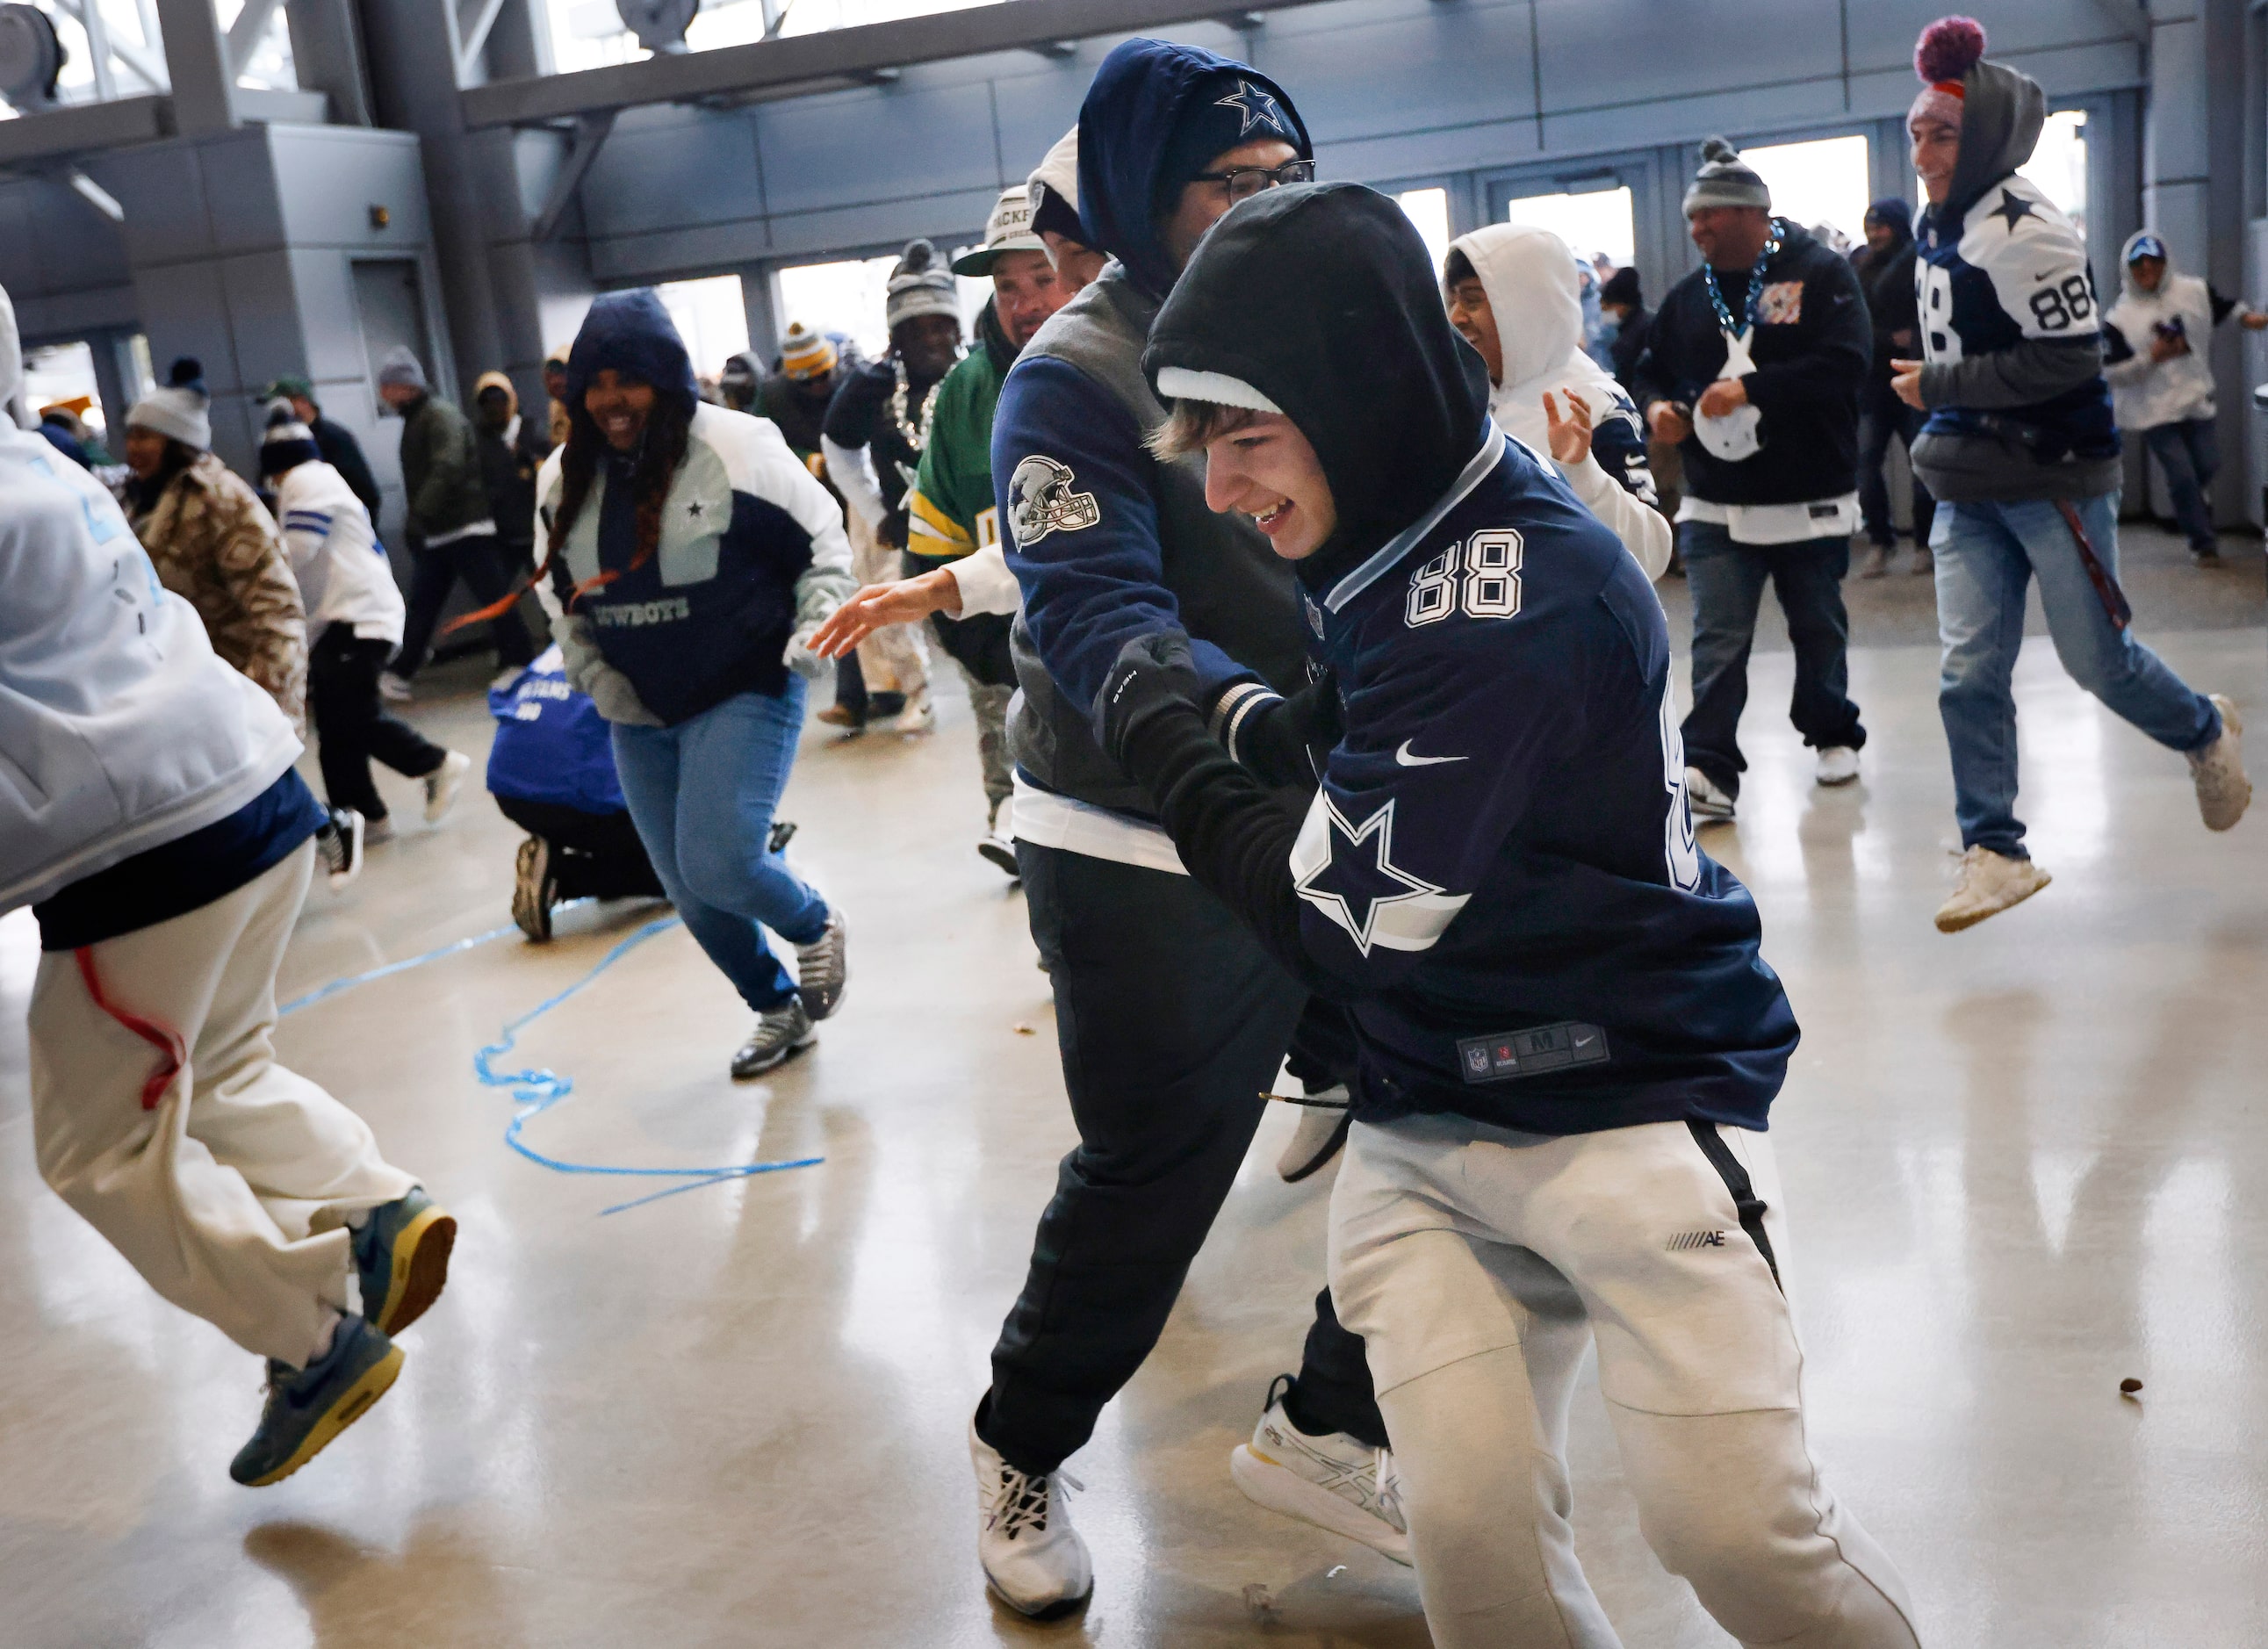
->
xmin=535 ymin=290 xmax=856 ymax=1077
xmin=1098 ymin=183 xmax=1923 ymax=1649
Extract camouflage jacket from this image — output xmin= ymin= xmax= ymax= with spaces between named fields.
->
xmin=133 ymin=451 xmax=308 ymax=731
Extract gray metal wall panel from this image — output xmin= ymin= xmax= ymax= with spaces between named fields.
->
xmin=195 ymin=133 xmax=291 ymax=255
xmin=580 ymin=110 xmax=767 ymax=241
xmin=1264 ymin=3 xmax=1534 ymax=146
xmin=12 ymin=285 xmax=140 ymax=339
xmin=754 ymin=81 xmax=1002 ymax=215
xmin=289 ymin=246 xmax=371 ymax=382
xmin=269 ymin=126 xmax=433 ymax=247
xmin=1536 ymin=0 xmax=1840 ymax=115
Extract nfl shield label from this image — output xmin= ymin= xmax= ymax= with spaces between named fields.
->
xmin=1007 ymin=455 xmax=1100 ymax=546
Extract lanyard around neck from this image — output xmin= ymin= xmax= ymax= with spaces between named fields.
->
xmin=1703 ymin=220 xmax=1784 ymax=338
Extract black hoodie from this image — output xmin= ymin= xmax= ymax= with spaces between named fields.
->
xmin=1145 ymin=182 xmax=1493 ymax=589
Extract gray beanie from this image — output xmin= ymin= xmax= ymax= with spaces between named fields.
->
xmin=126 ymin=356 xmax=212 ymax=450
xmin=377 ymin=345 xmax=429 ymax=393
xmin=1683 ymin=138 xmax=1771 ymax=214
xmin=884 ymin=240 xmax=960 ymax=334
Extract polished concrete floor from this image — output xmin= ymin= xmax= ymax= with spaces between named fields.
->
xmin=3 ymin=528 xmax=2263 ymax=1647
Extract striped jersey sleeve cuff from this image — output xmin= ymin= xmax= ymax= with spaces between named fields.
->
xmin=1209 ymin=680 xmax=1282 ymax=767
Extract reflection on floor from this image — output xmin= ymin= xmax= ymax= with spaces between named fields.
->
xmin=2 ymin=544 xmax=2263 ymax=1645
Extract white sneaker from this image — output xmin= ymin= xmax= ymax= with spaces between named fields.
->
xmin=1815 ymin=745 xmax=1861 ymax=787
xmin=2189 ymin=695 xmax=2251 ymax=832
xmin=1277 ymin=1085 xmax=1351 ymax=1183
xmin=378 ymin=671 xmax=414 ymax=702
xmin=977 ymin=832 xmax=1020 ymax=877
xmin=422 ymin=750 xmax=472 ymax=824
xmin=970 ymin=1415 xmax=1091 ymax=1619
xmin=1686 ymin=766 xmax=1735 ymax=821
xmin=1230 ymin=1379 xmax=1409 ymax=1566
xmin=319 ymin=808 xmax=365 ymax=892
xmin=1934 ymin=845 xmax=2052 ymax=933
xmin=890 ymin=688 xmax=935 ymax=735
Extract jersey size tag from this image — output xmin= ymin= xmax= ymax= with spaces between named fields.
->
xmin=1457 ymin=1022 xmax=1610 ymax=1084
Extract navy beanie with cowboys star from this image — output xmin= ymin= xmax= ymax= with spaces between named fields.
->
xmin=1153 ymin=70 xmax=1305 ymax=219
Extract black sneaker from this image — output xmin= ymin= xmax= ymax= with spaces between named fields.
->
xmin=513 ymin=836 xmax=557 ymax=941
xmin=317 ymin=809 xmax=364 ymax=892
xmin=978 ymin=832 xmax=1020 ymax=878
xmin=731 ymin=999 xmax=817 ymax=1078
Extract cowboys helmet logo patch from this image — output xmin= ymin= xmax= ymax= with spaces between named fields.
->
xmin=1007 ymin=455 xmax=1100 ymax=546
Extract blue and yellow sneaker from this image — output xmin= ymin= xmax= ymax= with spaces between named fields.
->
xmin=354 ymin=1186 xmax=456 ymax=1336
xmin=230 ymin=1318 xmax=402 ymax=1487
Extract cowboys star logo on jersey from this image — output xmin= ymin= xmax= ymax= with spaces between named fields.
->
xmin=1290 ymin=794 xmax=1468 ymax=956
xmin=1006 ymin=454 xmax=1101 ymax=546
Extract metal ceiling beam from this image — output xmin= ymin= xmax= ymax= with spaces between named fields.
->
xmin=0 ymin=94 xmax=171 ymax=165
xmin=459 ymin=0 xmax=1334 ymax=128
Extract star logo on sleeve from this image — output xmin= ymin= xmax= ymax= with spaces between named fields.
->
xmin=1292 ymin=796 xmax=1444 ymax=956
xmin=1991 ymin=187 xmax=2036 ymax=231
xmin=1214 ymin=80 xmax=1290 ymax=139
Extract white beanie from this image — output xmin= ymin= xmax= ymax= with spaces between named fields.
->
xmin=128 ymin=356 xmax=212 ymax=450
xmin=884 ymin=240 xmax=961 ymax=333
xmin=1026 ymin=126 xmax=1081 ymax=240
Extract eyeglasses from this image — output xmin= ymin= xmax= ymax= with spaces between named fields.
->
xmin=1190 ymin=158 xmax=1316 ymax=204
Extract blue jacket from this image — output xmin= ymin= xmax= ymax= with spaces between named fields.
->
xmin=538 ymin=290 xmax=855 ymax=727
xmin=486 ymin=645 xmax=627 ymax=815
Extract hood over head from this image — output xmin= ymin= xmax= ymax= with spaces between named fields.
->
xmin=563 ymin=288 xmax=701 ymax=431
xmin=0 ymin=283 xmax=29 ymax=429
xmin=1913 ymin=18 xmax=2045 ymax=220
xmin=1862 ymin=196 xmax=1913 ymax=242
xmin=1076 ymin=37 xmax=1310 ymax=298
xmin=474 ymin=370 xmax=520 ymax=419
xmin=2119 ymin=229 xmax=2176 ymax=297
xmin=1444 ymin=222 xmax=1625 ymax=450
xmin=1145 ymin=182 xmax=1490 ymax=583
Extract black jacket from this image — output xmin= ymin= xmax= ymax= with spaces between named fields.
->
xmin=1630 ymin=222 xmax=1871 ymax=506
xmin=1609 ymin=305 xmax=1652 ymax=396
xmin=310 ymin=415 xmax=383 ymax=526
xmin=476 ymin=418 xmax=549 ymax=550
xmin=1851 ymin=237 xmax=1920 ymax=402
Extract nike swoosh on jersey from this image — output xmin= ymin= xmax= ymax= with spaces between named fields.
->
xmin=1394 ymin=741 xmax=1467 ymax=767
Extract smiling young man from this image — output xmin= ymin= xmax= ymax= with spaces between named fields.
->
xmin=968 ymin=38 xmax=1399 ymax=1620
xmin=1098 ymin=179 xmax=1923 ymax=1649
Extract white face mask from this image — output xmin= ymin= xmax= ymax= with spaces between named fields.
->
xmin=1694 ymin=327 xmax=1764 ymax=462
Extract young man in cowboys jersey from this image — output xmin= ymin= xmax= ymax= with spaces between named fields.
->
xmin=1098 ymin=181 xmax=1924 ymax=1649
xmin=1890 ymin=17 xmax=2250 ymax=933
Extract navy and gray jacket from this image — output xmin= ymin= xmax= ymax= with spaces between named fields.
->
xmin=537 ymin=290 xmax=854 ymax=728
xmin=991 ymin=36 xmax=1314 ymax=818
xmin=1126 ymin=184 xmax=1798 ymax=1135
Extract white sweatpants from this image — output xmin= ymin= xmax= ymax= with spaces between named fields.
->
xmin=1329 ymin=1113 xmax=1921 ymax=1649
xmin=846 ymin=507 xmax=929 ymax=699
xmin=28 ymin=843 xmax=414 ymax=1366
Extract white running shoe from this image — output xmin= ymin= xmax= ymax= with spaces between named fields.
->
xmin=378 ymin=671 xmax=414 ymax=702
xmin=2189 ymin=695 xmax=2251 ymax=832
xmin=970 ymin=1416 xmax=1091 ymax=1619
xmin=318 ymin=808 xmax=364 ymax=892
xmin=422 ymin=751 xmax=472 ymax=824
xmin=1686 ymin=766 xmax=1735 ymax=821
xmin=1816 ymin=745 xmax=1861 ymax=787
xmin=1230 ymin=1379 xmax=1409 ymax=1566
xmin=1935 ymin=846 xmax=2051 ymax=933
xmin=977 ymin=832 xmax=1020 ymax=877
xmin=890 ymin=688 xmax=935 ymax=735
xmin=1278 ymin=1084 xmax=1351 ymax=1183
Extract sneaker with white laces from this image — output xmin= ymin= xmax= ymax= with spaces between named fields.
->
xmin=970 ymin=1415 xmax=1091 ymax=1619
xmin=378 ymin=671 xmax=414 ymax=702
xmin=1815 ymin=745 xmax=1861 ymax=787
xmin=422 ymin=750 xmax=472 ymax=824
xmin=1277 ymin=1084 xmax=1352 ymax=1183
xmin=1934 ymin=845 xmax=2052 ymax=933
xmin=1231 ymin=1377 xmax=1409 ymax=1565
xmin=1685 ymin=766 xmax=1735 ymax=821
xmin=318 ymin=808 xmax=364 ymax=892
xmin=2189 ymin=695 xmax=2251 ymax=832
xmin=795 ymin=910 xmax=848 ymax=1021
xmin=731 ymin=999 xmax=816 ymax=1079
xmin=890 ymin=687 xmax=935 ymax=735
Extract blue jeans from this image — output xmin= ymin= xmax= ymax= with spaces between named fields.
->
xmin=1680 ymin=522 xmax=1866 ymax=798
xmin=2141 ymin=418 xmax=2219 ymax=551
xmin=611 ymin=683 xmax=830 ymax=1012
xmin=1933 ymin=491 xmax=2221 ymax=859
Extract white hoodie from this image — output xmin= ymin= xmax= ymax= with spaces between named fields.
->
xmin=2103 ymin=231 xmax=2230 ymax=429
xmin=0 ymin=284 xmax=301 ymax=913
xmin=1445 ymin=223 xmax=1673 ymax=581
xmin=273 ymin=458 xmax=407 ymax=645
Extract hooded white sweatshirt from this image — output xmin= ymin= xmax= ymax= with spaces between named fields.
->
xmin=0 ymin=284 xmax=301 ymax=913
xmin=1445 ymin=223 xmax=1673 ymax=581
xmin=2103 ymin=231 xmax=2235 ymax=429
xmin=272 ymin=458 xmax=407 ymax=645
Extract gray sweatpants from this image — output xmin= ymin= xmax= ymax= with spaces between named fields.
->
xmin=1329 ymin=1113 xmax=1920 ymax=1649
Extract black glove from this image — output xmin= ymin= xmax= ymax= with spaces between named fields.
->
xmin=880 ymin=508 xmax=911 ymax=550
xmin=1093 ymin=629 xmax=1202 ymax=767
xmin=1225 ymin=669 xmax=1342 ymax=788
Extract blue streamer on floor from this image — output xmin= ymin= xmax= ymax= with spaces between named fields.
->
xmin=278 ymin=925 xmax=519 ymax=1017
xmin=469 ymin=915 xmax=824 ymax=1215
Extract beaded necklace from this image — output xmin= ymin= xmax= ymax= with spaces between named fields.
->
xmin=887 ymin=358 xmax=941 ymax=455
xmin=1702 ymin=218 xmax=1785 ymax=337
